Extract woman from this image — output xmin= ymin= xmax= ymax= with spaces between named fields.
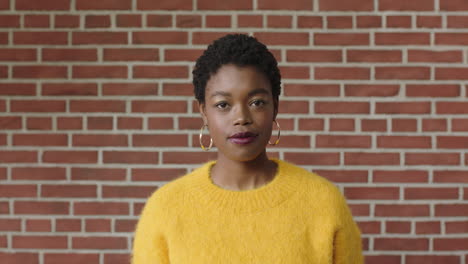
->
xmin=132 ymin=34 xmax=364 ymax=264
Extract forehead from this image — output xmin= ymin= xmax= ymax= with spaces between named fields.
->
xmin=206 ymin=64 xmax=271 ymax=96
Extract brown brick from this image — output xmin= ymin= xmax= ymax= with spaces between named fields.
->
xmin=319 ymin=0 xmax=373 ymax=10
xmin=16 ymin=0 xmax=70 ymax=10
xmin=315 ymin=33 xmax=369 ymax=45
xmin=77 ymin=0 xmax=131 ymax=10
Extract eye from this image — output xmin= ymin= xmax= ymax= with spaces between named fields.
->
xmin=251 ymin=99 xmax=266 ymax=107
xmin=215 ymin=102 xmax=229 ymax=109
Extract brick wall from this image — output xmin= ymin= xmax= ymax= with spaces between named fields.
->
xmin=1 ymin=0 xmax=467 ymax=263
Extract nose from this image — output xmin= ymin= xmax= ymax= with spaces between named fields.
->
xmin=233 ymin=105 xmax=252 ymax=126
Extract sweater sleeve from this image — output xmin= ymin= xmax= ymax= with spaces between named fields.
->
xmin=131 ymin=190 xmax=170 ymax=264
xmin=333 ymin=188 xmax=364 ymax=264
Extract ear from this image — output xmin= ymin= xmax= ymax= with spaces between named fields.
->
xmin=198 ymin=101 xmax=208 ymax=125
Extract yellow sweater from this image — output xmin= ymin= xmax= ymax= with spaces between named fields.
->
xmin=132 ymin=158 xmax=364 ymax=264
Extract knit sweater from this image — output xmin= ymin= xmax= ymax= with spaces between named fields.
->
xmin=131 ymin=158 xmax=364 ymax=264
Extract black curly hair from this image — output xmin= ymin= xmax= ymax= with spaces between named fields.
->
xmin=192 ymin=34 xmax=281 ymax=107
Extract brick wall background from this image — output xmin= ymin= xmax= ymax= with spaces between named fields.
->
xmin=1 ymin=0 xmax=468 ymax=263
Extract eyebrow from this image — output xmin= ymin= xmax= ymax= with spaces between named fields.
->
xmin=210 ymin=88 xmax=269 ymax=98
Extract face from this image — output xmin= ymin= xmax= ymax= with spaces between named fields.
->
xmin=199 ymin=64 xmax=277 ymax=162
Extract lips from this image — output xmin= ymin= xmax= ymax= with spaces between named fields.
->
xmin=228 ymin=132 xmax=258 ymax=145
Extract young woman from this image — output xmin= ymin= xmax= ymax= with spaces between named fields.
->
xmin=132 ymin=34 xmax=364 ymax=264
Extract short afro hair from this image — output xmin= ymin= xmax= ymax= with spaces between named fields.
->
xmin=192 ymin=34 xmax=281 ymax=105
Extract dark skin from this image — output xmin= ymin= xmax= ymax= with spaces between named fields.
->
xmin=199 ymin=64 xmax=279 ymax=191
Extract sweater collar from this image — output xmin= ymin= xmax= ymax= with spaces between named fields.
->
xmin=189 ymin=158 xmax=304 ymax=214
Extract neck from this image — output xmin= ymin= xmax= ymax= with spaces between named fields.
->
xmin=210 ymin=151 xmax=277 ymax=191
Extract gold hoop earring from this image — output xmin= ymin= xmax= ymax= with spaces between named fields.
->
xmin=199 ymin=124 xmax=213 ymax=151
xmin=268 ymin=120 xmax=280 ymax=145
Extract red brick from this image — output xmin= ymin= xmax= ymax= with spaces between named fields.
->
xmin=387 ymin=15 xmax=411 ymax=28
xmin=12 ymin=167 xmax=66 ymax=181
xmin=386 ymin=221 xmax=411 ymax=233
xmin=347 ymin=50 xmax=401 ymax=62
xmin=405 ymin=187 xmax=459 ymax=199
xmin=417 ymin=15 xmax=442 ymax=28
xmin=104 ymin=48 xmax=159 ymax=61
xmin=102 ymin=185 xmax=156 ymax=198
xmin=43 ymin=48 xmax=97 ymax=62
xmin=163 ymin=151 xmax=220 ymax=164
xmin=0 ymin=15 xmax=20 ymax=27
xmin=375 ymin=32 xmax=430 ymax=45
xmin=26 ymin=219 xmax=51 ymax=232
xmin=176 ymin=15 xmax=201 ymax=28
xmin=446 ymin=221 xmax=468 ymax=234
xmin=57 ymin=117 xmax=83 ymax=130
xmin=434 ymin=238 xmax=468 ymax=250
xmin=422 ymin=118 xmax=448 ymax=132
xmin=377 ymin=136 xmax=431 ymax=148
xmin=0 ymin=0 xmax=9 ymax=9
xmin=327 ymin=16 xmax=353 ymax=29
xmin=436 ymin=33 xmax=468 ymax=45
xmin=280 ymin=66 xmax=309 ymax=79
xmin=408 ymin=50 xmax=462 ymax=63
xmin=0 ymin=253 xmax=38 ymax=263
xmin=438 ymin=136 xmax=468 ymax=149
xmin=453 ymin=118 xmax=468 ymax=131
xmin=0 ymin=184 xmax=36 ymax=197
xmin=137 ymin=0 xmax=192 ymax=10
xmin=198 ymin=0 xmax=251 ymax=9
xmin=284 ymin=84 xmax=340 ymax=97
xmin=16 ymin=0 xmax=70 ymax=10
xmin=73 ymin=236 xmax=127 ymax=249
xmin=24 ymin=15 xmax=50 ymax=28
xmin=315 ymin=102 xmax=369 ymax=114
xmin=117 ymin=14 xmax=141 ymax=27
xmin=447 ymin=16 xmax=468 ymax=28
xmin=436 ymin=67 xmax=468 ymax=80
xmin=42 ymin=185 xmax=97 ymax=198
xmin=103 ymin=83 xmax=157 ymax=96
xmin=74 ymin=202 xmax=129 ymax=215
xmin=206 ymin=15 xmax=231 ymax=28
xmin=0 ymin=219 xmax=21 ymax=231
xmin=376 ymin=102 xmax=431 ymax=114
xmin=406 ymin=84 xmax=460 ymax=97
xmin=415 ymin=221 xmax=440 ymax=234
xmin=73 ymin=32 xmax=127 ymax=45
xmin=375 ymin=238 xmax=428 ymax=251
xmin=42 ymin=83 xmax=98 ymax=96
xmin=267 ymin=15 xmax=292 ymax=28
xmin=405 ymin=153 xmax=460 ymax=165
xmin=376 ymin=204 xmax=430 ymax=217
xmin=392 ymin=118 xmax=418 ymax=132
xmin=115 ymin=219 xmax=138 ymax=232
xmin=13 ymin=235 xmax=67 ymax=249
xmin=379 ymin=0 xmax=434 ymax=11
xmin=14 ymin=201 xmax=69 ymax=215
xmin=104 ymin=254 xmax=131 ymax=264
xmin=56 ymin=219 xmax=81 ymax=232
xmin=345 ymin=84 xmax=399 ymax=97
xmin=0 ymin=83 xmax=36 ymax=95
xmin=406 ymin=255 xmax=459 ymax=264
xmin=72 ymin=168 xmax=126 ymax=181
xmin=45 ymin=253 xmax=99 ymax=264
xmin=132 ymin=100 xmax=187 ymax=113
xmin=133 ymin=31 xmax=187 ymax=44
xmin=329 ymin=118 xmax=355 ymax=131
xmin=315 ymin=67 xmax=370 ymax=80
xmin=345 ymin=187 xmax=399 ymax=200
xmin=285 ymin=153 xmax=339 ymax=167
xmin=345 ymin=152 xmax=399 ymax=165
xmin=147 ymin=15 xmax=172 ymax=27
xmin=55 ymin=15 xmax=80 ymax=28
xmin=315 ymin=33 xmax=369 ymax=45
xmin=440 ymin=0 xmax=468 ymax=10
xmin=73 ymin=65 xmax=127 ymax=79
xmin=14 ymin=31 xmax=67 ymax=45
xmin=373 ymin=170 xmax=427 ymax=183
xmin=436 ymin=204 xmax=468 ymax=216
xmin=254 ymin=32 xmax=309 ymax=45
xmin=132 ymin=168 xmax=185 ymax=181
xmin=316 ymin=135 xmax=370 ymax=148
xmin=11 ymin=100 xmax=65 ymax=112
xmin=238 ymin=15 xmax=263 ymax=28
xmin=0 ymin=32 xmax=7 ymax=44
xmin=133 ymin=66 xmax=188 ymax=78
xmin=88 ymin=117 xmax=113 ymax=130
xmin=86 ymin=219 xmax=111 ymax=232
xmin=357 ymin=16 xmax=382 ymax=28
xmin=287 ymin=49 xmax=341 ymax=62
xmin=314 ymin=170 xmax=367 ymax=183
xmin=133 ymin=134 xmax=188 ymax=147
xmin=319 ymin=0 xmax=373 ymax=10
xmin=437 ymin=102 xmax=468 ymax=114
xmin=434 ymin=170 xmax=468 ymax=183
xmin=361 ymin=119 xmax=387 ymax=132
xmin=70 ymin=100 xmax=125 ymax=113
xmin=118 ymin=117 xmax=143 ymax=130
xmin=77 ymin=0 xmax=131 ymax=10
xmin=13 ymin=66 xmax=67 ymax=79
xmin=259 ymin=0 xmax=311 ymax=10
xmin=85 ymin=15 xmax=110 ymax=28
xmin=13 ymin=134 xmax=67 ymax=146
xmin=103 ymin=151 xmax=159 ymax=164
xmin=276 ymin=100 xmax=309 ymax=114
xmin=73 ymin=134 xmax=128 ymax=147
xmin=165 ymin=49 xmax=203 ymax=62
xmin=365 ymin=255 xmax=400 ymax=264
xmin=297 ymin=16 xmax=322 ymax=28
xmin=43 ymin=151 xmax=98 ymax=164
